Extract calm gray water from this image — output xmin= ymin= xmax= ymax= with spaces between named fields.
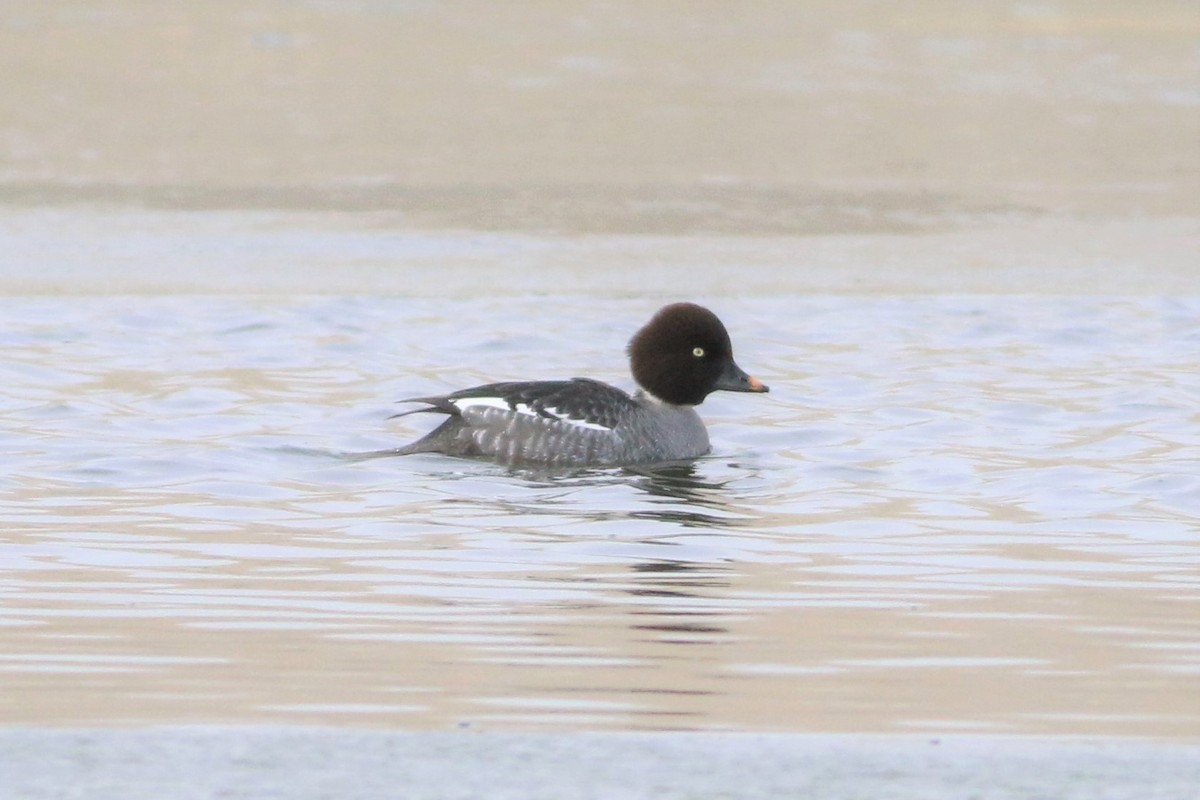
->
xmin=1 ymin=294 xmax=1197 ymax=733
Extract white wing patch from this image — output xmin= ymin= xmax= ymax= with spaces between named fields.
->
xmin=450 ymin=397 xmax=511 ymax=413
xmin=451 ymin=397 xmax=612 ymax=431
xmin=540 ymin=406 xmax=612 ymax=432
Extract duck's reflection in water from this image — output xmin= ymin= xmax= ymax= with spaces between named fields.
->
xmin=502 ymin=460 xmax=757 ymax=532
xmin=623 ymin=461 xmax=760 ymax=531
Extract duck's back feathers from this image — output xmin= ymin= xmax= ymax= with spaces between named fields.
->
xmin=392 ymin=378 xmax=645 ymax=465
xmin=397 ymin=378 xmax=637 ymax=429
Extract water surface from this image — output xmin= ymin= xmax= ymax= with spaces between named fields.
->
xmin=1 ymin=294 xmax=1197 ymax=733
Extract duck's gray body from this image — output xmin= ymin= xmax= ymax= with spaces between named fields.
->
xmin=391 ymin=379 xmax=710 ymax=467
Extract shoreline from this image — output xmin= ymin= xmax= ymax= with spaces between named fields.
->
xmin=2 ymin=207 xmax=1196 ymax=296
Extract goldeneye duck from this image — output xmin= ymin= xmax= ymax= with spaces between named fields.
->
xmin=389 ymin=302 xmax=769 ymax=467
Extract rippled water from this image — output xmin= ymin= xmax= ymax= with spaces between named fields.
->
xmin=1 ymin=295 xmax=1197 ymax=733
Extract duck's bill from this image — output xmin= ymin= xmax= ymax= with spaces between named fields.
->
xmin=744 ymin=374 xmax=769 ymax=393
xmin=716 ymin=361 xmax=770 ymax=393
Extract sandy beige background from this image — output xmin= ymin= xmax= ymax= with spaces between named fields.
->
xmin=2 ymin=1 xmax=1197 ymax=233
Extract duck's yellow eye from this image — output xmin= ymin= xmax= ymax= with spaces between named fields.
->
xmin=692 ymin=346 xmax=705 ymax=358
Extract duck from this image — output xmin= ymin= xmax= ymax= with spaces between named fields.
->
xmin=388 ymin=302 xmax=768 ymax=467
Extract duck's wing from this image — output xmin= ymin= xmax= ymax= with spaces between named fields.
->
xmin=396 ymin=378 xmax=637 ymax=432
